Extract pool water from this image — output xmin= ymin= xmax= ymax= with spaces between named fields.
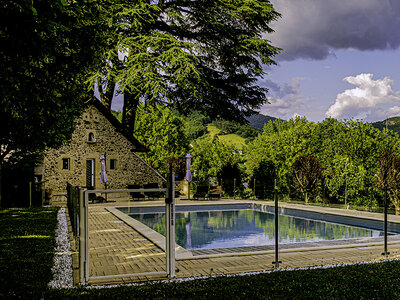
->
xmin=127 ymin=208 xmax=383 ymax=250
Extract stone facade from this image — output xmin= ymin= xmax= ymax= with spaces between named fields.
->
xmin=42 ymin=101 xmax=165 ymax=195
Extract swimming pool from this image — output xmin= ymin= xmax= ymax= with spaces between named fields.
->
xmin=117 ymin=204 xmax=396 ymax=251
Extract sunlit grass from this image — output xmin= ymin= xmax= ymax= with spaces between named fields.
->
xmin=0 ymin=235 xmax=52 ymax=241
xmin=0 ymin=207 xmax=59 ymax=298
xmin=207 ymin=125 xmax=246 ymax=149
xmin=218 ymin=134 xmax=246 ymax=149
xmin=207 ymin=124 xmax=221 ymax=137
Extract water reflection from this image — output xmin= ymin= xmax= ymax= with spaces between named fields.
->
xmin=129 ymin=210 xmax=381 ymax=250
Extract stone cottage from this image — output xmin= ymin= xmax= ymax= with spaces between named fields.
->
xmin=40 ymin=99 xmax=165 ymax=198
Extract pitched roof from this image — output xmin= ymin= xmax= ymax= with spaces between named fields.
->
xmin=87 ymin=98 xmax=147 ymax=152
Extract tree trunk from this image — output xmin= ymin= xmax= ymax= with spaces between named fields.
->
xmin=394 ymin=196 xmax=400 ymax=215
xmin=98 ymin=79 xmax=115 ymax=111
xmin=396 ymin=205 xmax=400 ymax=216
xmin=122 ymin=91 xmax=140 ymax=135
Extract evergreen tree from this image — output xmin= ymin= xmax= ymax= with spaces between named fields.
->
xmin=94 ymin=0 xmax=282 ymax=134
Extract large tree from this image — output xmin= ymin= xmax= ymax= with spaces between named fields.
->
xmin=291 ymin=154 xmax=323 ymax=203
xmin=0 ymin=0 xmax=113 ymax=206
xmin=377 ymin=152 xmax=400 ymax=215
xmin=133 ymin=104 xmax=190 ymax=175
xmin=94 ymin=0 xmax=281 ymax=134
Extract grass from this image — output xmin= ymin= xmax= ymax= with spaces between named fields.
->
xmin=206 ymin=124 xmax=221 ymax=137
xmin=47 ymin=260 xmax=400 ymax=299
xmin=3 ymin=206 xmax=400 ymax=299
xmin=0 ymin=207 xmax=59 ymax=299
xmin=207 ymin=125 xmax=246 ymax=149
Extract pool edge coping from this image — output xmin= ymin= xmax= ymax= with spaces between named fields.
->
xmin=106 ymin=206 xmax=194 ymax=259
xmin=105 ymin=201 xmax=400 ymax=261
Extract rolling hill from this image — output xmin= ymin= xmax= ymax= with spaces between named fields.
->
xmin=246 ymin=113 xmax=277 ymax=130
xmin=371 ymin=116 xmax=400 ymax=134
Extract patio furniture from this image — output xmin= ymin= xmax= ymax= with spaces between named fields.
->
xmin=128 ymin=184 xmax=145 ymax=201
xmin=143 ymin=183 xmax=162 ymax=200
xmin=193 ymin=185 xmax=209 ymax=200
xmin=208 ymin=185 xmax=222 ymax=200
xmin=87 ymin=186 xmax=106 ymax=203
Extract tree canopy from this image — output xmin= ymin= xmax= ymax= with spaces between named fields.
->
xmin=245 ymin=117 xmax=400 ymax=206
xmin=0 ymin=0 xmax=110 ymax=164
xmin=94 ymin=0 xmax=281 ymax=134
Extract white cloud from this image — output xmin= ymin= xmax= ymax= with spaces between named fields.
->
xmin=260 ymin=78 xmax=312 ymax=119
xmin=325 ymin=73 xmax=400 ymax=121
xmin=291 ymin=113 xmax=302 ymax=119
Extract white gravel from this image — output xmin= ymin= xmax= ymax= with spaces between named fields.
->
xmin=86 ymin=257 xmax=400 ymax=289
xmin=48 ymin=208 xmax=73 ymax=289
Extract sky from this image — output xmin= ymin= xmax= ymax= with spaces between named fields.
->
xmin=260 ymin=0 xmax=400 ymax=122
xmin=107 ymin=0 xmax=400 ymax=123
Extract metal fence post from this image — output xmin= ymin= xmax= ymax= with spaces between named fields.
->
xmin=79 ymin=188 xmax=89 ymax=285
xmin=233 ymin=178 xmax=236 ymax=199
xmin=79 ymin=188 xmax=85 ymax=284
xmin=253 ymin=178 xmax=256 ymax=199
xmin=84 ymin=190 xmax=89 ymax=283
xmin=29 ymin=182 xmax=32 ymax=207
xmin=166 ymin=165 xmax=176 ymax=277
xmin=382 ymin=185 xmax=390 ymax=257
xmin=272 ymin=179 xmax=281 ymax=268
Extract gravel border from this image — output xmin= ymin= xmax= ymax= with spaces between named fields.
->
xmin=86 ymin=257 xmax=400 ymax=289
xmin=48 ymin=208 xmax=73 ymax=288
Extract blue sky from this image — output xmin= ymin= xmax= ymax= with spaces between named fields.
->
xmin=260 ymin=0 xmax=400 ymax=122
xmin=107 ymin=0 xmax=400 ymax=123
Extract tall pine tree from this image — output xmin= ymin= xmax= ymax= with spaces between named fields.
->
xmin=94 ymin=0 xmax=281 ymax=134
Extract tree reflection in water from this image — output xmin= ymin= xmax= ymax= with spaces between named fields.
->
xmin=129 ymin=209 xmax=381 ymax=250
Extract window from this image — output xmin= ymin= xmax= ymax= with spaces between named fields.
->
xmin=62 ymin=158 xmax=70 ymax=170
xmin=110 ymin=159 xmax=116 ymax=170
xmin=88 ymin=132 xmax=95 ymax=142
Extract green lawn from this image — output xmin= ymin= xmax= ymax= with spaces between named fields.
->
xmin=0 ymin=207 xmax=59 ymax=299
xmin=3 ymin=207 xmax=400 ymax=299
xmin=207 ymin=124 xmax=246 ymax=149
xmin=48 ymin=260 xmax=400 ymax=299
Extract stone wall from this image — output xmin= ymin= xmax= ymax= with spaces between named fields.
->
xmin=43 ymin=105 xmax=165 ymax=194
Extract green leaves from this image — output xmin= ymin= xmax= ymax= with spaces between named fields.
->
xmin=133 ymin=104 xmax=189 ymax=175
xmin=291 ymin=155 xmax=323 ymax=203
xmin=117 ymin=31 xmax=202 ymax=102
xmin=190 ymin=136 xmax=242 ymax=182
xmin=1 ymin=0 xmax=113 ymax=163
xmin=245 ymin=117 xmax=400 ymax=206
xmin=94 ymin=0 xmax=281 ymax=125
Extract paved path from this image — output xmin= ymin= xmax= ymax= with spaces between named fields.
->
xmin=86 ymin=199 xmax=400 ymax=285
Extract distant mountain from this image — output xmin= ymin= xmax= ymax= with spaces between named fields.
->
xmin=371 ymin=116 xmax=400 ymax=134
xmin=246 ymin=113 xmax=277 ymax=130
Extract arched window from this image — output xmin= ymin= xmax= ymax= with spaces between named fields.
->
xmin=88 ymin=132 xmax=95 ymax=142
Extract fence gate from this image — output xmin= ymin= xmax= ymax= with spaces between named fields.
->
xmin=78 ymin=175 xmax=175 ymax=285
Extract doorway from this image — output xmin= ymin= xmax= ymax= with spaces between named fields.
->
xmin=86 ymin=159 xmax=95 ymax=188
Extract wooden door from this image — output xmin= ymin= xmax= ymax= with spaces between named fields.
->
xmin=86 ymin=159 xmax=95 ymax=188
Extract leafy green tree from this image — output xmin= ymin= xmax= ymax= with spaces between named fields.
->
xmin=324 ymin=156 xmax=367 ymax=206
xmin=245 ymin=116 xmax=315 ymax=194
xmin=291 ymin=155 xmax=323 ymax=203
xmin=180 ymin=111 xmax=210 ymax=141
xmin=94 ymin=0 xmax=282 ymax=134
xmin=133 ymin=104 xmax=189 ymax=175
xmin=0 ymin=0 xmax=112 ymax=206
xmin=190 ymin=137 xmax=241 ymax=183
xmin=376 ymin=152 xmax=400 ymax=215
xmin=218 ymin=163 xmax=243 ymax=197
xmin=251 ymin=160 xmax=276 ymax=199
